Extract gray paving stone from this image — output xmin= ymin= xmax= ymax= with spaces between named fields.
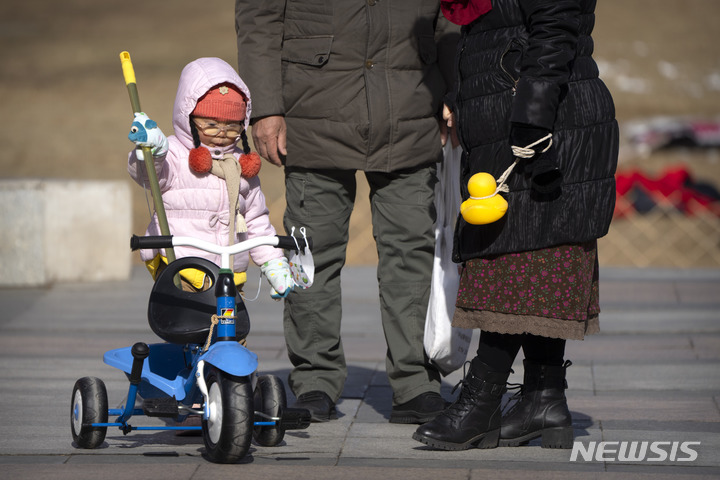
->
xmin=568 ymin=393 xmax=720 ymax=422
xmin=566 ymin=334 xmax=697 ymax=363
xmin=593 ymin=362 xmax=720 ymax=391
xmin=0 ymin=266 xmax=719 ymax=477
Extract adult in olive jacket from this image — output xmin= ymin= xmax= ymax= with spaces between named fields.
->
xmin=235 ymin=0 xmax=459 ymax=423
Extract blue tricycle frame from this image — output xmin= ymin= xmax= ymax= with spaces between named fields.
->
xmin=70 ymin=234 xmax=311 ymax=463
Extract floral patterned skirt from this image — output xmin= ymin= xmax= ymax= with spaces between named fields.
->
xmin=453 ymin=241 xmax=600 ymax=340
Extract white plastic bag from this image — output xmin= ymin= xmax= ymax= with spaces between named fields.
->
xmin=424 ymin=142 xmax=472 ymax=376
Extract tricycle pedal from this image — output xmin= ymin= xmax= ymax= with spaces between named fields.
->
xmin=280 ymin=407 xmax=311 ymax=430
xmin=142 ymin=397 xmax=179 ymax=417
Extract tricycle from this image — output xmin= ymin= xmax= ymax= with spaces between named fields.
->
xmin=70 ymin=233 xmax=311 ymax=463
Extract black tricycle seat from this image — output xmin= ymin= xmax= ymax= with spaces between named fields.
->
xmin=147 ymin=257 xmax=249 ymax=344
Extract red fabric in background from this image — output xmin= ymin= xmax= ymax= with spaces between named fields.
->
xmin=615 ymin=166 xmax=720 ymax=217
xmin=441 ymin=0 xmax=492 ymax=25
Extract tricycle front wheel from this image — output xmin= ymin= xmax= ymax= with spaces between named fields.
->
xmin=202 ymin=367 xmax=253 ymax=463
xmin=71 ymin=377 xmax=108 ymax=449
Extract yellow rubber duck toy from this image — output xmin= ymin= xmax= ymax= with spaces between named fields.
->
xmin=460 ymin=172 xmax=509 ymax=225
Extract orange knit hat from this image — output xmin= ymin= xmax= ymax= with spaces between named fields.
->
xmin=192 ymin=83 xmax=247 ymax=122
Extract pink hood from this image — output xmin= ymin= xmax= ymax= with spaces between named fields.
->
xmin=172 ymin=57 xmax=253 ymax=152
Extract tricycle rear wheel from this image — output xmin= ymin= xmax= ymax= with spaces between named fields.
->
xmin=202 ymin=367 xmax=253 ymax=463
xmin=253 ymin=374 xmax=287 ymax=447
xmin=71 ymin=377 xmax=108 ymax=449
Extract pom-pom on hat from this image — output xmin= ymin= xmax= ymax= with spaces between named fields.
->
xmin=192 ymin=83 xmax=247 ymax=123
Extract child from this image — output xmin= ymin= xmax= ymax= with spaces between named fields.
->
xmin=127 ymin=57 xmax=292 ymax=298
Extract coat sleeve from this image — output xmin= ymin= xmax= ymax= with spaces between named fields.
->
xmin=510 ymin=0 xmax=581 ymax=130
xmin=127 ymin=139 xmax=179 ymax=193
xmin=435 ymin=12 xmax=461 ymax=104
xmin=235 ymin=0 xmax=286 ymax=120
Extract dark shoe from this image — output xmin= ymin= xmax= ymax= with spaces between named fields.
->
xmin=499 ymin=360 xmax=574 ymax=449
xmin=412 ymin=358 xmax=510 ymax=451
xmin=389 ymin=392 xmax=446 ymax=424
xmin=292 ymin=391 xmax=337 ymax=422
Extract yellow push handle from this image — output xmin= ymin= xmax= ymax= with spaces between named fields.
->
xmin=119 ymin=51 xmax=177 ymax=267
xmin=119 ymin=51 xmax=137 ymax=85
xmin=119 ymin=51 xmax=142 ymax=114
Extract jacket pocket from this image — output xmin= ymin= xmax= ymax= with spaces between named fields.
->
xmin=282 ymin=35 xmax=333 ymax=66
xmin=417 ymin=33 xmax=437 ymax=64
xmin=499 ymin=38 xmax=526 ymax=92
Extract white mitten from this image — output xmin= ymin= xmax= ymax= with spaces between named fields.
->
xmin=260 ymin=257 xmax=294 ymax=299
xmin=128 ymin=112 xmax=169 ymax=158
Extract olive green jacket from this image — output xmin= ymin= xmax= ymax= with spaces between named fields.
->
xmin=235 ymin=0 xmax=458 ymax=172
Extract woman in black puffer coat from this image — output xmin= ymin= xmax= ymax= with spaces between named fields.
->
xmin=414 ymin=0 xmax=618 ymax=451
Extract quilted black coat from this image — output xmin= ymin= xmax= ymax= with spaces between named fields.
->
xmin=452 ymin=0 xmax=618 ymax=261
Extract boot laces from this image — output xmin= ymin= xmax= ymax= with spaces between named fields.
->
xmin=444 ymin=361 xmax=511 ymax=420
xmin=444 ymin=362 xmax=478 ymax=419
xmin=501 ymin=360 xmax=573 ymax=415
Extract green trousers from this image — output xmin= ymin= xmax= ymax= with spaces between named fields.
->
xmin=282 ymin=165 xmax=441 ymax=406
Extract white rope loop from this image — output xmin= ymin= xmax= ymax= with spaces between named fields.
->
xmin=511 ymin=133 xmax=553 ymax=159
xmin=469 ymin=133 xmax=552 ymax=201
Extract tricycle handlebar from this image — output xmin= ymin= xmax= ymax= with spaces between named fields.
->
xmin=130 ymin=235 xmax=173 ymax=251
xmin=130 ymin=234 xmax=312 ymax=255
xmin=275 ymin=235 xmax=312 ymax=252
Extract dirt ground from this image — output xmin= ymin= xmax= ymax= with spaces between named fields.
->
xmin=1 ymin=0 xmax=719 ymax=265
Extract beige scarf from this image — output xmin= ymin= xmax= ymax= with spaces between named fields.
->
xmin=210 ymin=154 xmax=247 ymax=247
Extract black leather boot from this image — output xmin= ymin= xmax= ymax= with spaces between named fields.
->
xmin=499 ymin=360 xmax=573 ymax=448
xmin=412 ymin=358 xmax=510 ymax=451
